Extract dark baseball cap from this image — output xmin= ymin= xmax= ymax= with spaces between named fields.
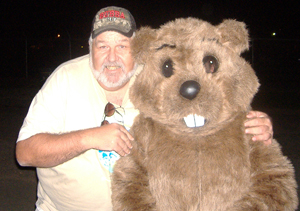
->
xmin=91 ymin=6 xmax=136 ymax=38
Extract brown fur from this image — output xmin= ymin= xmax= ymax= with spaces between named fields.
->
xmin=112 ymin=18 xmax=298 ymax=211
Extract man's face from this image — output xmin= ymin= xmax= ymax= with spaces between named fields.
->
xmin=91 ymin=31 xmax=136 ymax=90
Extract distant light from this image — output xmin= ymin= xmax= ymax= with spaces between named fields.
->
xmin=57 ymin=34 xmax=61 ymax=38
xmin=81 ymin=46 xmax=83 ymax=48
xmin=272 ymin=32 xmax=276 ymax=36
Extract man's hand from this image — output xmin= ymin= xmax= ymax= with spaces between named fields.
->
xmin=93 ymin=123 xmax=134 ymax=156
xmin=244 ymin=111 xmax=273 ymax=145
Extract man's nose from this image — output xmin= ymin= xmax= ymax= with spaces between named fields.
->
xmin=108 ymin=49 xmax=116 ymax=62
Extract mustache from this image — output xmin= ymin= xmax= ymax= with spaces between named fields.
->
xmin=101 ymin=61 xmax=125 ymax=71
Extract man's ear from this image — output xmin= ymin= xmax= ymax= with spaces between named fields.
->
xmin=131 ymin=26 xmax=157 ymax=64
xmin=216 ymin=19 xmax=249 ymax=55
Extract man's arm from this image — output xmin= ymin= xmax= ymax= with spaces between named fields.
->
xmin=16 ymin=123 xmax=133 ymax=168
xmin=245 ymin=111 xmax=273 ymax=145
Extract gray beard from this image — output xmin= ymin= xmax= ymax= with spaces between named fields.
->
xmin=89 ymin=54 xmax=137 ymax=88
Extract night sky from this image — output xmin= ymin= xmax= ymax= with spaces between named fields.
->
xmin=0 ymin=0 xmax=299 ymax=80
xmin=2 ymin=0 xmax=299 ymax=40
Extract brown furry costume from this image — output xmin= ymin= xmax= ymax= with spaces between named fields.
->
xmin=112 ymin=18 xmax=298 ymax=211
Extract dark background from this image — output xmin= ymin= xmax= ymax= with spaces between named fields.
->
xmin=0 ymin=0 xmax=299 ymax=210
xmin=0 ymin=0 xmax=299 ymax=79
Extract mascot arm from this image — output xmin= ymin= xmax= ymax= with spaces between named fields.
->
xmin=227 ymin=140 xmax=298 ymax=211
xmin=111 ymin=116 xmax=156 ymax=210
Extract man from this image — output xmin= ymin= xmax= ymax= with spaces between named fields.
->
xmin=16 ymin=6 xmax=273 ymax=211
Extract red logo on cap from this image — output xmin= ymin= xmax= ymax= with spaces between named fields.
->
xmin=99 ymin=10 xmax=125 ymax=19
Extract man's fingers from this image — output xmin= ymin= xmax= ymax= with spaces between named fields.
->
xmin=245 ymin=123 xmax=268 ymax=133
xmin=110 ymin=138 xmax=129 ymax=157
xmin=98 ymin=123 xmax=134 ymax=156
xmin=119 ymin=141 xmax=131 ymax=156
xmin=244 ymin=117 xmax=272 ymax=129
xmin=245 ymin=123 xmax=273 ymax=146
xmin=119 ymin=126 xmax=134 ymax=141
xmin=252 ymin=130 xmax=272 ymax=141
xmin=115 ymin=126 xmax=133 ymax=156
xmin=115 ymin=145 xmax=128 ymax=157
xmin=119 ymin=127 xmax=133 ymax=148
xmin=247 ymin=110 xmax=269 ymax=118
xmin=251 ymin=133 xmax=272 ymax=145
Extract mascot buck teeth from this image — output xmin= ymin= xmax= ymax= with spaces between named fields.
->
xmin=111 ymin=18 xmax=298 ymax=211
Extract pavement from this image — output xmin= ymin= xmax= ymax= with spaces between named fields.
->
xmin=0 ymin=77 xmax=299 ymax=210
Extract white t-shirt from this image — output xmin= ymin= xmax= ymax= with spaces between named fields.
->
xmin=17 ymin=55 xmax=141 ymax=211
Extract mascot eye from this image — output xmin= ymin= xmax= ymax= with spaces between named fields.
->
xmin=203 ymin=55 xmax=219 ymax=73
xmin=162 ymin=59 xmax=174 ymax=78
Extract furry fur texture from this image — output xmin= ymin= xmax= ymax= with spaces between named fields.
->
xmin=112 ymin=18 xmax=298 ymax=211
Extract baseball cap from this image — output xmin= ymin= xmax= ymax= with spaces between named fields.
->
xmin=91 ymin=6 xmax=136 ymax=38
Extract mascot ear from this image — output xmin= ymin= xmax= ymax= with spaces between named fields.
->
xmin=216 ymin=19 xmax=249 ymax=55
xmin=216 ymin=20 xmax=259 ymax=111
xmin=131 ymin=26 xmax=157 ymax=64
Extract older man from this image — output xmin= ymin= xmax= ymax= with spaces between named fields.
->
xmin=16 ymin=6 xmax=273 ymax=211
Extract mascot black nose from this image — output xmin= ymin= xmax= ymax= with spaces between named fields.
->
xmin=179 ymin=80 xmax=200 ymax=100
